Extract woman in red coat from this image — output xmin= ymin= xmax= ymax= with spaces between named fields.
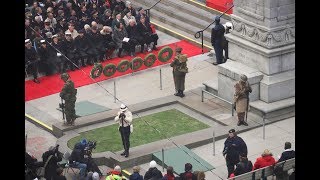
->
xmin=253 ymin=149 xmax=276 ymax=170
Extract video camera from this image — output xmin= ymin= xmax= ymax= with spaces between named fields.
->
xmin=84 ymin=141 xmax=97 ymax=157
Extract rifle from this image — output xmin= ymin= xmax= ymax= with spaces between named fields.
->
xmin=59 ymin=98 xmax=65 ymax=124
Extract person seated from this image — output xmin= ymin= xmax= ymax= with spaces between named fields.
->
xmin=106 ymin=165 xmax=123 ymax=180
xmin=229 ymin=153 xmax=253 ymax=178
xmin=277 ymin=142 xmax=295 ymax=163
xmin=136 ymin=16 xmax=158 ymax=52
xmin=162 ymin=166 xmax=175 ymax=180
xmin=144 ymin=160 xmax=163 ymax=180
xmin=25 ymin=151 xmax=43 ymax=180
xmin=42 ymin=145 xmax=63 ymax=180
xmin=113 ymin=22 xmax=132 ymax=57
xmin=69 ymin=142 xmax=88 ymax=177
xmin=178 ymin=163 xmax=197 ymax=180
xmin=52 ymin=167 xmax=67 ymax=180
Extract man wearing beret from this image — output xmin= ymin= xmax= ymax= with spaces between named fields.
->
xmin=60 ymin=73 xmax=77 ymax=125
xmin=223 ymin=129 xmax=248 ymax=178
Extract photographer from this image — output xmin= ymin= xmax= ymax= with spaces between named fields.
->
xmin=25 ymin=152 xmax=43 ymax=180
xmin=70 ymin=139 xmax=103 ymax=177
xmin=114 ymin=104 xmax=133 ymax=158
xmin=42 ymin=145 xmax=63 ymax=180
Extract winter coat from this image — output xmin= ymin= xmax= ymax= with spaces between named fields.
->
xmin=253 ymin=155 xmax=276 ymax=170
xmin=223 ymin=136 xmax=248 ymax=165
xmin=129 ymin=172 xmax=143 ymax=180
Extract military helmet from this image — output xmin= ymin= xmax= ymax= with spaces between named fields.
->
xmin=240 ymin=74 xmax=248 ymax=82
xmin=60 ymin=73 xmax=70 ymax=80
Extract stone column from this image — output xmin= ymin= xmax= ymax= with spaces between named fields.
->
xmin=220 ymin=0 xmax=295 ymax=103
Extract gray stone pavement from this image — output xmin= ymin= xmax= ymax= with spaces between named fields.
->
xmin=25 ymin=29 xmax=295 ymax=180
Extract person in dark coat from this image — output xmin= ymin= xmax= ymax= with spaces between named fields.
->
xmin=87 ymin=26 xmax=106 ymax=62
xmin=178 ymin=163 xmax=197 ymax=180
xmin=223 ymin=129 xmax=248 ymax=178
xmin=52 ymin=167 xmax=67 ymax=180
xmin=111 ymin=0 xmax=126 ymax=13
xmin=230 ymin=153 xmax=253 ymax=178
xmin=51 ymin=34 xmax=66 ymax=73
xmin=162 ymin=166 xmax=175 ymax=180
xmin=63 ymin=31 xmax=79 ymax=71
xmin=25 ymin=152 xmax=44 ymax=180
xmin=211 ymin=16 xmax=225 ymax=65
xmin=144 ymin=160 xmax=163 ymax=180
xmin=278 ymin=142 xmax=295 ymax=162
xmin=135 ymin=7 xmax=150 ymax=24
xmin=37 ymin=39 xmax=57 ymax=75
xmin=136 ymin=16 xmax=158 ymax=52
xmin=100 ymin=26 xmax=117 ymax=59
xmin=113 ymin=22 xmax=131 ymax=57
xmin=124 ymin=1 xmax=136 ymax=18
xmin=126 ymin=19 xmax=144 ymax=55
xmin=129 ymin=166 xmax=143 ymax=180
xmin=74 ymin=29 xmax=90 ymax=67
xmin=42 ymin=145 xmax=63 ymax=180
xmin=100 ymin=9 xmax=113 ymax=27
xmin=25 ymin=39 xmax=40 ymax=83
xmin=112 ymin=13 xmax=126 ymax=30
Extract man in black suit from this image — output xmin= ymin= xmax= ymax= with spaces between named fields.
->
xmin=278 ymin=142 xmax=295 ymax=162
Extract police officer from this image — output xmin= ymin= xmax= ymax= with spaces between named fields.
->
xmin=223 ymin=129 xmax=248 ymax=178
xmin=170 ymin=47 xmax=188 ymax=98
xmin=60 ymin=73 xmax=77 ymax=125
xmin=114 ymin=104 xmax=132 ymax=158
xmin=211 ymin=16 xmax=225 ymax=65
xmin=25 ymin=39 xmax=40 ymax=83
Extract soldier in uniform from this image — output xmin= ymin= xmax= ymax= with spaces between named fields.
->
xmin=170 ymin=47 xmax=188 ymax=98
xmin=234 ymin=74 xmax=252 ymax=126
xmin=60 ymin=73 xmax=77 ymax=125
xmin=211 ymin=16 xmax=225 ymax=65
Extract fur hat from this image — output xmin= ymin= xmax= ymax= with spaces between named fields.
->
xmin=150 ymin=160 xmax=157 ymax=168
xmin=114 ymin=165 xmax=121 ymax=172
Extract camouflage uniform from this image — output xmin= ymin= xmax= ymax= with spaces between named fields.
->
xmin=234 ymin=74 xmax=252 ymax=126
xmin=170 ymin=47 xmax=188 ymax=97
xmin=60 ymin=73 xmax=77 ymax=125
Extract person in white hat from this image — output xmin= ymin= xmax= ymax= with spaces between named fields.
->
xmin=144 ymin=160 xmax=163 ymax=179
xmin=114 ymin=104 xmax=132 ymax=157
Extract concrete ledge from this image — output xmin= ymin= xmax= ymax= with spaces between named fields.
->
xmin=249 ymin=97 xmax=295 ymax=121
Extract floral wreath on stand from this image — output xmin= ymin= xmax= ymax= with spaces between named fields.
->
xmin=103 ymin=63 xmax=117 ymax=77
xmin=144 ymin=53 xmax=157 ymax=67
xmin=117 ymin=60 xmax=130 ymax=72
xmin=158 ymin=46 xmax=173 ymax=62
xmin=130 ymin=57 xmax=144 ymax=70
xmin=90 ymin=63 xmax=103 ymax=78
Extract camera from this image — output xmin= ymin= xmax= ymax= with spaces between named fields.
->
xmin=84 ymin=141 xmax=97 ymax=157
xmin=119 ymin=113 xmax=126 ymax=119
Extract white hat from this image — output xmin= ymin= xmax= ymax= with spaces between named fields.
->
xmin=65 ymin=31 xmax=72 ymax=35
xmin=150 ymin=160 xmax=157 ymax=168
xmin=225 ymin=22 xmax=232 ymax=28
xmin=114 ymin=165 xmax=121 ymax=172
xmin=40 ymin=40 xmax=46 ymax=43
xmin=92 ymin=172 xmax=99 ymax=180
xmin=25 ymin=39 xmax=30 ymax=43
xmin=44 ymin=19 xmax=50 ymax=23
xmin=52 ymin=34 xmax=58 ymax=38
xmin=120 ymin=104 xmax=127 ymax=112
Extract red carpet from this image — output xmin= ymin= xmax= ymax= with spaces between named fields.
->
xmin=206 ymin=0 xmax=233 ymax=14
xmin=25 ymin=40 xmax=208 ymax=101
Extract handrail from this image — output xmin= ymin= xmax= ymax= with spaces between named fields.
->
xmin=194 ymin=4 xmax=234 ymax=54
xmin=145 ymin=0 xmax=162 ymax=18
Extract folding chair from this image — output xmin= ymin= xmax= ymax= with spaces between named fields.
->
xmin=57 ymin=151 xmax=79 ymax=176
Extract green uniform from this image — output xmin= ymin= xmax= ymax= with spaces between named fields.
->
xmin=105 ymin=174 xmax=122 ymax=180
xmin=170 ymin=54 xmax=188 ymax=92
xmin=60 ymin=79 xmax=77 ymax=124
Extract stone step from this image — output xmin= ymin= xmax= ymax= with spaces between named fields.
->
xmin=203 ymin=77 xmax=218 ymax=95
xmin=134 ymin=0 xmax=230 ymax=26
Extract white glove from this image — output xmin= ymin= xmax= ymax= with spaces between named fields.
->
xmin=57 ymin=53 xmax=62 ymax=57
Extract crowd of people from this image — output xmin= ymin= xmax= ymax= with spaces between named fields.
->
xmin=25 ymin=0 xmax=159 ymax=83
xmin=25 ymin=129 xmax=295 ymax=180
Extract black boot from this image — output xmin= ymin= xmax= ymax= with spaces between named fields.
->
xmin=242 ymin=121 xmax=248 ymax=126
xmin=118 ymin=48 xmax=123 ymax=58
xmin=180 ymin=90 xmax=185 ymax=97
xmin=125 ymin=151 xmax=129 ymax=158
xmin=120 ymin=151 xmax=126 ymax=156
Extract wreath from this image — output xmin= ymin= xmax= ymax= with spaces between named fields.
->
xmin=144 ymin=53 xmax=157 ymax=67
xmin=117 ymin=59 xmax=130 ymax=72
xmin=90 ymin=63 xmax=103 ymax=78
xmin=130 ymin=57 xmax=143 ymax=70
xmin=103 ymin=63 xmax=116 ymax=77
xmin=158 ymin=46 xmax=173 ymax=62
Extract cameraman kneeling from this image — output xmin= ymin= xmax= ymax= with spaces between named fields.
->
xmin=42 ymin=145 xmax=63 ymax=180
xmin=69 ymin=146 xmax=87 ymax=177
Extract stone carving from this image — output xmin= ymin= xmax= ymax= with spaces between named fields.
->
xmin=231 ymin=19 xmax=295 ymax=49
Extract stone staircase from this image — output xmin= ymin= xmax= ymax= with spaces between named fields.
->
xmin=130 ymin=0 xmax=231 ymax=49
